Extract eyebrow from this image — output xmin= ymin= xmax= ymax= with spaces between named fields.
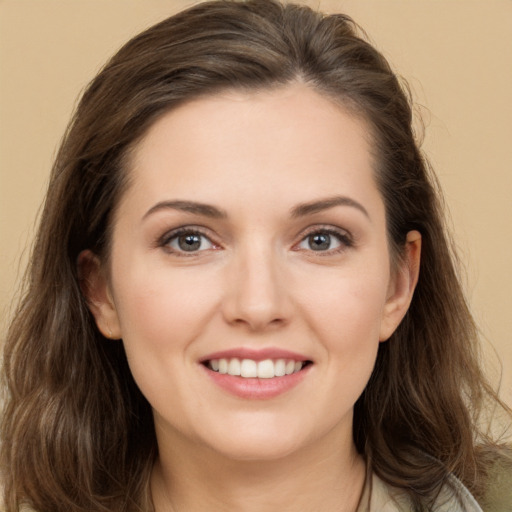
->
xmin=143 ymin=200 xmax=228 ymax=220
xmin=290 ymin=196 xmax=370 ymax=219
xmin=143 ymin=195 xmax=369 ymax=222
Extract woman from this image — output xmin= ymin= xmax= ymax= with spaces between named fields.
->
xmin=1 ymin=1 xmax=510 ymax=511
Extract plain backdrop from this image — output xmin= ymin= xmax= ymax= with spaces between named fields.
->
xmin=1 ymin=0 xmax=511 ymax=407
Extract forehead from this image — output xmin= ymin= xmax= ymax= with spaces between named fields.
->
xmin=133 ymin=84 xmax=372 ymax=160
xmin=119 ymin=83 xmax=380 ymax=218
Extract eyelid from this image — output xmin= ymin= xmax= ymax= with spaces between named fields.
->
xmin=293 ymin=225 xmax=354 ymax=253
xmin=158 ymin=225 xmax=221 ymax=255
xmin=155 ymin=223 xmax=353 ymax=256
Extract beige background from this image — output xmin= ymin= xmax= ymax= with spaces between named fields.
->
xmin=1 ymin=1 xmax=511 ymax=406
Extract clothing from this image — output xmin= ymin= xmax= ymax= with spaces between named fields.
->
xmin=6 ymin=458 xmax=511 ymax=511
xmin=357 ymin=472 xmax=483 ymax=512
xmin=478 ymin=457 xmax=512 ymax=512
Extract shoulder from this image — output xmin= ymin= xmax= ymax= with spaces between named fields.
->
xmin=479 ymin=454 xmax=512 ymax=512
xmin=367 ymin=464 xmax=512 ymax=512
xmin=434 ymin=474 xmax=483 ymax=512
xmin=360 ymin=472 xmax=483 ymax=512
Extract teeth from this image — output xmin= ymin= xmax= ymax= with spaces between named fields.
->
xmin=208 ymin=358 xmax=306 ymax=378
xmin=274 ymin=359 xmax=286 ymax=377
xmin=218 ymin=359 xmax=228 ymax=374
xmin=285 ymin=360 xmax=295 ymax=375
xmin=240 ymin=359 xmax=257 ymax=378
xmin=228 ymin=358 xmax=241 ymax=376
xmin=257 ymin=359 xmax=274 ymax=379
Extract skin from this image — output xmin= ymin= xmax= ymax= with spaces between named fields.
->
xmin=81 ymin=83 xmax=421 ymax=512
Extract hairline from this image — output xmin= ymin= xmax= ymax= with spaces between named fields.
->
xmin=99 ymin=80 xmax=401 ymax=278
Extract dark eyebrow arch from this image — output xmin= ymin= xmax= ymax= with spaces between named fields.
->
xmin=290 ymin=196 xmax=370 ymax=219
xmin=143 ymin=200 xmax=228 ymax=220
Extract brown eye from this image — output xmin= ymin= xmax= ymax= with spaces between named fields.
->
xmin=179 ymin=234 xmax=202 ymax=251
xmin=296 ymin=228 xmax=352 ymax=253
xmin=308 ymin=233 xmax=332 ymax=251
xmin=299 ymin=231 xmax=342 ymax=252
xmin=165 ymin=231 xmax=214 ymax=253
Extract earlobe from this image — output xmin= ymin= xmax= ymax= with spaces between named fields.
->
xmin=379 ymin=230 xmax=421 ymax=341
xmin=77 ymin=250 xmax=122 ymax=339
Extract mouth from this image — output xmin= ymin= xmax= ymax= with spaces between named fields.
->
xmin=203 ymin=358 xmax=313 ymax=379
xmin=199 ymin=348 xmax=313 ymax=398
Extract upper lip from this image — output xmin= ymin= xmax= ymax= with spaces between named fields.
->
xmin=200 ymin=347 xmax=311 ymax=363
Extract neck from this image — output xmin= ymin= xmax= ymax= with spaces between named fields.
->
xmin=151 ymin=426 xmax=366 ymax=512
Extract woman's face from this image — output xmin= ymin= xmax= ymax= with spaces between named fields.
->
xmin=85 ymin=83 xmax=419 ymax=462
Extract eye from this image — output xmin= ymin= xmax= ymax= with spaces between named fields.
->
xmin=297 ymin=229 xmax=351 ymax=253
xmin=162 ymin=229 xmax=216 ymax=254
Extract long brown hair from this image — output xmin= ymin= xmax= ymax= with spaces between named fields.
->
xmin=1 ymin=1 xmax=509 ymax=510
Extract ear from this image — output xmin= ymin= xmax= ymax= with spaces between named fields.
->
xmin=77 ymin=250 xmax=122 ymax=339
xmin=379 ymin=230 xmax=421 ymax=342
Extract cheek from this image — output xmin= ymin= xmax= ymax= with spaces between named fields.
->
xmin=111 ymin=258 xmax=221 ymax=350
xmin=321 ymin=279 xmax=386 ymax=391
xmin=109 ymin=262 xmax=222 ymax=410
xmin=297 ymin=266 xmax=388 ymax=398
xmin=300 ymin=268 xmax=389 ymax=344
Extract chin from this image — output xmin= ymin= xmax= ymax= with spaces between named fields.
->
xmin=208 ymin=435 xmax=304 ymax=463
xmin=191 ymin=413 xmax=318 ymax=463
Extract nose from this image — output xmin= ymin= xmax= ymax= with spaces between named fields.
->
xmin=221 ymin=245 xmax=292 ymax=332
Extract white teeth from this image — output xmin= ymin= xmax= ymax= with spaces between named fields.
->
xmin=218 ymin=359 xmax=228 ymax=374
xmin=208 ymin=357 xmax=307 ymax=378
xmin=257 ymin=359 xmax=275 ymax=379
xmin=240 ymin=359 xmax=258 ymax=378
xmin=228 ymin=358 xmax=241 ymax=376
xmin=274 ymin=359 xmax=286 ymax=377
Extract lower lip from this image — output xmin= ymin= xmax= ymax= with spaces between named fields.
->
xmin=201 ymin=364 xmax=311 ymax=399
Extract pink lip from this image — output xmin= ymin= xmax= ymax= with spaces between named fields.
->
xmin=200 ymin=347 xmax=310 ymax=363
xmin=200 ymin=364 xmax=312 ymax=400
xmin=199 ymin=347 xmax=313 ymax=400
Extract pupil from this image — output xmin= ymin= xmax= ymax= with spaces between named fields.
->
xmin=310 ymin=233 xmax=330 ymax=251
xmin=178 ymin=234 xmax=201 ymax=251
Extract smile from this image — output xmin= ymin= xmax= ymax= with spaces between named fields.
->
xmin=206 ymin=358 xmax=308 ymax=378
xmin=200 ymin=349 xmax=313 ymax=399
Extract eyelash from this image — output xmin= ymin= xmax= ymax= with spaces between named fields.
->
xmin=158 ymin=225 xmax=354 ymax=256
xmin=158 ymin=227 xmax=218 ymax=256
xmin=295 ymin=226 xmax=354 ymax=255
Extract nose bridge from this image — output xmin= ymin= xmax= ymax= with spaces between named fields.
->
xmin=223 ymin=238 xmax=290 ymax=330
